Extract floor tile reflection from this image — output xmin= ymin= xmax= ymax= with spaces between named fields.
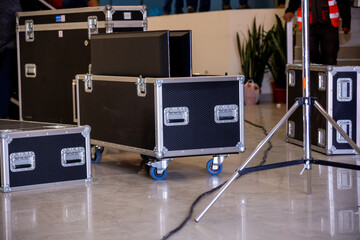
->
xmin=1 ymin=103 xmax=359 ymax=240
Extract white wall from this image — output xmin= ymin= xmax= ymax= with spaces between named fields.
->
xmin=148 ymin=8 xmax=285 ymax=98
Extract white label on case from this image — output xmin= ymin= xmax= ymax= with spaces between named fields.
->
xmin=58 ymin=30 xmax=63 ymax=38
xmin=124 ymin=12 xmax=132 ymax=20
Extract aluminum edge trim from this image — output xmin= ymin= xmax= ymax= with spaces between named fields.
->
xmin=357 ymin=70 xmax=360 ymax=149
xmin=16 ymin=16 xmax=23 ymax=121
xmin=239 ymin=76 xmax=245 ymax=149
xmin=189 ymin=30 xmax=193 ymax=77
xmin=162 ymin=147 xmax=240 ymax=158
xmin=327 ymin=68 xmax=334 ymax=153
xmin=2 ymin=179 xmax=88 ymax=192
xmin=0 ymin=138 xmax=10 ymax=192
xmin=155 ymin=81 xmax=164 ymax=158
xmin=17 ymin=6 xmax=111 ymax=17
xmin=6 ymin=126 xmax=86 ymax=139
xmin=75 ymin=75 xmax=81 ymax=125
xmin=84 ymin=126 xmax=92 ymax=182
xmin=157 ymin=75 xmax=240 ymax=84
xmin=78 ymin=74 xmax=157 ymax=84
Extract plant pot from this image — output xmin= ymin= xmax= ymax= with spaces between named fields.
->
xmin=271 ymin=81 xmax=286 ymax=103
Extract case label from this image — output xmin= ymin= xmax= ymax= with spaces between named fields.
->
xmin=55 ymin=15 xmax=66 ymax=23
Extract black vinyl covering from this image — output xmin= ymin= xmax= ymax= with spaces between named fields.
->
xmin=91 ymin=31 xmax=170 ymax=77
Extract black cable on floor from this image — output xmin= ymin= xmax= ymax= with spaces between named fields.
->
xmin=161 ymin=119 xmax=272 ymax=240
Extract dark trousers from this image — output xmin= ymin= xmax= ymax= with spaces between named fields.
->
xmin=309 ymin=24 xmax=339 ymax=65
xmin=187 ymin=0 xmax=210 ymax=11
xmin=222 ymin=0 xmax=247 ymax=5
xmin=164 ymin=0 xmax=184 ymax=14
xmin=0 ymin=49 xmax=17 ymax=119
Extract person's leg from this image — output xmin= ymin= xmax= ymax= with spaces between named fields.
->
xmin=186 ymin=0 xmax=197 ymax=12
xmin=222 ymin=0 xmax=231 ymax=9
xmin=175 ymin=0 xmax=184 ymax=13
xmin=309 ymin=24 xmax=322 ymax=64
xmin=0 ymin=49 xmax=16 ymax=119
xmin=199 ymin=0 xmax=210 ymax=11
xmin=163 ymin=0 xmax=173 ymax=14
xmin=319 ymin=25 xmax=339 ymax=65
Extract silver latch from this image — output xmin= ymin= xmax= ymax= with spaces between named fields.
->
xmin=87 ymin=16 xmax=98 ymax=39
xmin=136 ymin=76 xmax=146 ymax=97
xmin=25 ymin=20 xmax=34 ymax=42
xmin=84 ymin=74 xmax=93 ymax=93
xmin=104 ymin=5 xmax=115 ymax=33
xmin=317 ymin=128 xmax=326 ymax=147
xmin=25 ymin=63 xmax=36 ymax=78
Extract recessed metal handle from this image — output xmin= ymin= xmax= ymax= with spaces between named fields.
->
xmin=337 ymin=78 xmax=352 ymax=102
xmin=164 ymin=107 xmax=189 ymax=126
xmin=318 ymin=73 xmax=326 ymax=91
xmin=288 ymin=70 xmax=295 ymax=87
xmin=336 ymin=120 xmax=352 ymax=143
xmin=10 ymin=151 xmax=36 ymax=172
xmin=317 ymin=128 xmax=326 ymax=147
xmin=61 ymin=147 xmax=85 ymax=167
xmin=214 ymin=105 xmax=238 ymax=123
xmin=288 ymin=121 xmax=295 ymax=138
xmin=25 ymin=64 xmax=36 ymax=78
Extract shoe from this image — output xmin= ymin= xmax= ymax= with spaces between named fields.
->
xmin=222 ymin=4 xmax=232 ymax=10
xmin=187 ymin=5 xmax=195 ymax=13
xmin=238 ymin=4 xmax=250 ymax=9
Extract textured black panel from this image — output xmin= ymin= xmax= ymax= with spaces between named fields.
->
xmin=162 ymin=81 xmax=240 ymax=150
xmin=20 ymin=29 xmax=90 ymax=124
xmin=91 ymin=31 xmax=170 ymax=77
xmin=8 ymin=133 xmax=87 ymax=188
xmin=78 ymin=80 xmax=155 ymax=150
xmin=332 ymin=71 xmax=357 ymax=150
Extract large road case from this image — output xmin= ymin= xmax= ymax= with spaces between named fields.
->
xmin=74 ymin=74 xmax=245 ymax=179
xmin=16 ymin=5 xmax=147 ymax=124
xmin=286 ymin=64 xmax=360 ymax=155
xmin=0 ymin=119 xmax=92 ymax=192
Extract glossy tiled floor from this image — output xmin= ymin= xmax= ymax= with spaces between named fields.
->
xmin=1 ymin=103 xmax=360 ymax=240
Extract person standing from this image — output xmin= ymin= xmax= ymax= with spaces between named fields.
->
xmin=283 ymin=0 xmax=351 ymax=65
xmin=0 ymin=0 xmax=22 ymax=119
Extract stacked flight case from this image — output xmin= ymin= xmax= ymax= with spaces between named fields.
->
xmin=286 ymin=64 xmax=360 ymax=155
xmin=74 ymin=74 xmax=245 ymax=179
xmin=0 ymin=119 xmax=92 ymax=192
xmin=16 ymin=5 xmax=147 ymax=124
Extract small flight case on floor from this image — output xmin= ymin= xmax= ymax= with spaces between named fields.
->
xmin=16 ymin=5 xmax=147 ymax=124
xmin=286 ymin=64 xmax=360 ymax=155
xmin=0 ymin=119 xmax=92 ymax=192
xmin=74 ymin=74 xmax=245 ymax=179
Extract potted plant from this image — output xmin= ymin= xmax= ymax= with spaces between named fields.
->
xmin=236 ymin=18 xmax=273 ymax=104
xmin=266 ymin=15 xmax=287 ymax=103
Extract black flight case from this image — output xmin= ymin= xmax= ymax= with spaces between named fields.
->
xmin=0 ymin=119 xmax=92 ymax=192
xmin=286 ymin=64 xmax=360 ymax=155
xmin=16 ymin=5 xmax=147 ymax=124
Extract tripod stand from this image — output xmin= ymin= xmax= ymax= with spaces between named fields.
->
xmin=195 ymin=0 xmax=360 ymax=222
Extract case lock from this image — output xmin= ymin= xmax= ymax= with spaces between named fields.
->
xmin=84 ymin=74 xmax=93 ymax=93
xmin=25 ymin=20 xmax=34 ymax=42
xmin=136 ymin=76 xmax=146 ymax=97
xmin=104 ymin=5 xmax=115 ymax=33
xmin=87 ymin=16 xmax=98 ymax=39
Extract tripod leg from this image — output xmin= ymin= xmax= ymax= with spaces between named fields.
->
xmin=195 ymin=100 xmax=301 ymax=222
xmin=313 ymin=100 xmax=360 ymax=155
